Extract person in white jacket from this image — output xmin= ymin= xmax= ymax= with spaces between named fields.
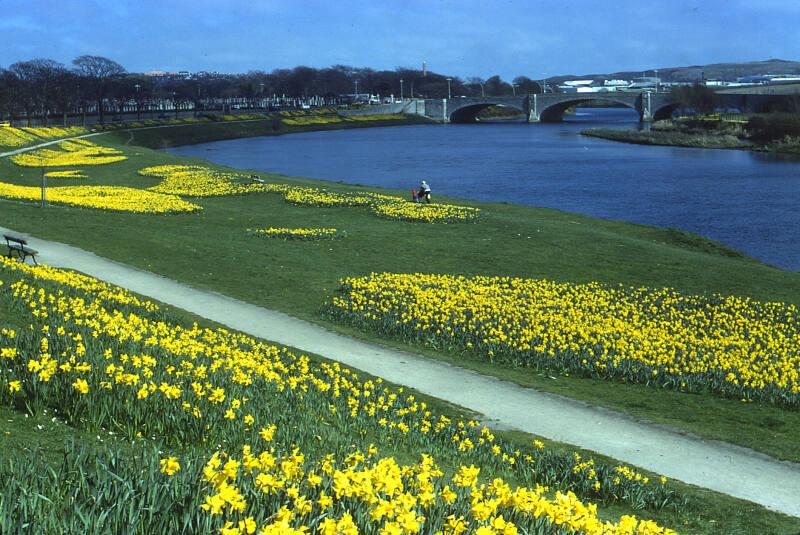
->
xmin=418 ymin=180 xmax=431 ymax=203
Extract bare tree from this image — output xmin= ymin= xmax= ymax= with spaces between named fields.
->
xmin=9 ymin=59 xmax=66 ymax=126
xmin=513 ymin=76 xmax=542 ymax=94
xmin=52 ymin=70 xmax=82 ymax=125
xmin=468 ymin=77 xmax=486 ymax=97
xmin=484 ymin=75 xmax=512 ymax=96
xmin=670 ymin=84 xmax=717 ymax=115
xmin=0 ymin=69 xmax=20 ymax=121
xmin=72 ymin=55 xmax=125 ymax=124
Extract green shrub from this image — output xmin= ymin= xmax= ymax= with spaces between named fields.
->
xmin=747 ymin=113 xmax=800 ymax=142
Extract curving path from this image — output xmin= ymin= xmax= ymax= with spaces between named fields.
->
xmin=0 ymin=132 xmax=103 ymax=158
xmin=1 ymin=227 xmax=799 ymax=517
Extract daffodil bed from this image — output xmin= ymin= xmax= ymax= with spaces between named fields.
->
xmin=0 ymin=126 xmax=88 ymax=149
xmin=10 ymin=139 xmax=127 ymax=167
xmin=282 ymin=114 xmax=407 ymax=126
xmin=249 ymin=227 xmax=342 ymax=240
xmin=280 ymin=109 xmax=337 ymax=117
xmin=0 ymin=182 xmax=200 ymax=213
xmin=140 ymin=165 xmax=266 ymax=197
xmin=0 ymin=257 xmax=679 ymax=533
xmin=44 ymin=169 xmax=87 ymax=179
xmin=325 ymin=273 xmax=800 ymax=406
xmin=370 ymin=202 xmax=482 ymax=224
xmin=266 ymin=184 xmax=480 ymax=224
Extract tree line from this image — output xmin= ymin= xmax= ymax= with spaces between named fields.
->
xmin=0 ymin=55 xmax=544 ymax=125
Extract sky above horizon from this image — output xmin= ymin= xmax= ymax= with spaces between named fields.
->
xmin=2 ymin=0 xmax=799 ymax=80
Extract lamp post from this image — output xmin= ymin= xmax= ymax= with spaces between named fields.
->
xmin=399 ymin=79 xmax=404 ymax=101
xmin=512 ymin=83 xmax=517 ymax=96
xmin=135 ymin=84 xmax=141 ymax=121
xmin=446 ymin=78 xmax=452 ymax=99
xmin=39 ymin=151 xmax=46 ymax=208
xmin=41 ymin=167 xmax=46 ymax=208
xmin=260 ymin=83 xmax=265 ymax=108
xmin=354 ymin=80 xmax=359 ymax=100
xmin=172 ymin=91 xmax=178 ymax=119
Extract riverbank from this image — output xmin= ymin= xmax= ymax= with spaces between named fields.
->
xmin=173 ymin=118 xmax=800 ymax=271
xmin=105 ymin=113 xmax=433 ymax=149
xmin=582 ymin=113 xmax=800 ymax=155
xmin=475 ymin=104 xmax=526 ymax=122
xmin=581 ymin=128 xmax=752 ymax=149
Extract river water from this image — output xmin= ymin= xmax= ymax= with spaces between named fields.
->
xmin=169 ymin=109 xmax=800 ymax=271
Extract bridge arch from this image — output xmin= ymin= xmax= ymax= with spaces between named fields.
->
xmin=449 ymin=103 xmax=527 ymax=123
xmin=537 ymin=96 xmax=639 ymax=122
xmin=652 ymin=102 xmax=679 ymax=121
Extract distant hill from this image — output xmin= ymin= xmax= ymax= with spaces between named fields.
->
xmin=550 ymin=59 xmax=800 ymax=83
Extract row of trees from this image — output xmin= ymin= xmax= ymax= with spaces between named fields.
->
xmin=0 ymin=56 xmax=545 ymax=125
xmin=1 ymin=56 xmax=126 ymax=125
xmin=237 ymin=69 xmax=542 ymax=100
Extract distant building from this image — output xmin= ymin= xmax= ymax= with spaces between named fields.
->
xmin=737 ymin=75 xmax=772 ymax=84
xmin=559 ymin=79 xmax=637 ymax=93
xmin=626 ymin=77 xmax=660 ymax=91
xmin=143 ymin=70 xmax=196 ymax=80
xmin=194 ymin=71 xmax=228 ymax=79
xmin=558 ymin=79 xmax=610 ymax=93
xmin=560 ymin=80 xmax=594 ymax=87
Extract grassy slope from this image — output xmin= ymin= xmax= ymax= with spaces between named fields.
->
xmin=1 ymin=126 xmax=800 ymax=468
xmin=104 ymin=116 xmax=432 ymax=149
xmin=0 ymin=282 xmax=797 ymax=535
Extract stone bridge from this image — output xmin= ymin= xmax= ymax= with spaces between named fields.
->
xmin=421 ymin=93 xmax=677 ymax=123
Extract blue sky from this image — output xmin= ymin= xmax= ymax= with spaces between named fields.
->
xmin=2 ymin=0 xmax=798 ymax=79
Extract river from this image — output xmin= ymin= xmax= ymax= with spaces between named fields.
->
xmin=169 ymin=109 xmax=800 ymax=271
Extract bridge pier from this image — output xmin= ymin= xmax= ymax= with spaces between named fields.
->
xmin=527 ymin=94 xmax=540 ymax=123
xmin=640 ymin=92 xmax=653 ymax=122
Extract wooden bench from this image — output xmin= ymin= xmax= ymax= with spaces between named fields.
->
xmin=4 ymin=234 xmax=38 ymax=265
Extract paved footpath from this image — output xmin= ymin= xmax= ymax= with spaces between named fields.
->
xmin=3 ymin=227 xmax=800 ymax=517
xmin=0 ymin=132 xmax=103 ymax=158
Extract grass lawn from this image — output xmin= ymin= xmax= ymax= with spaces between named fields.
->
xmin=1 ymin=123 xmax=799 ymax=470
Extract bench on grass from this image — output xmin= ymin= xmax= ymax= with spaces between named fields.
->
xmin=4 ymin=234 xmax=38 ymax=265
